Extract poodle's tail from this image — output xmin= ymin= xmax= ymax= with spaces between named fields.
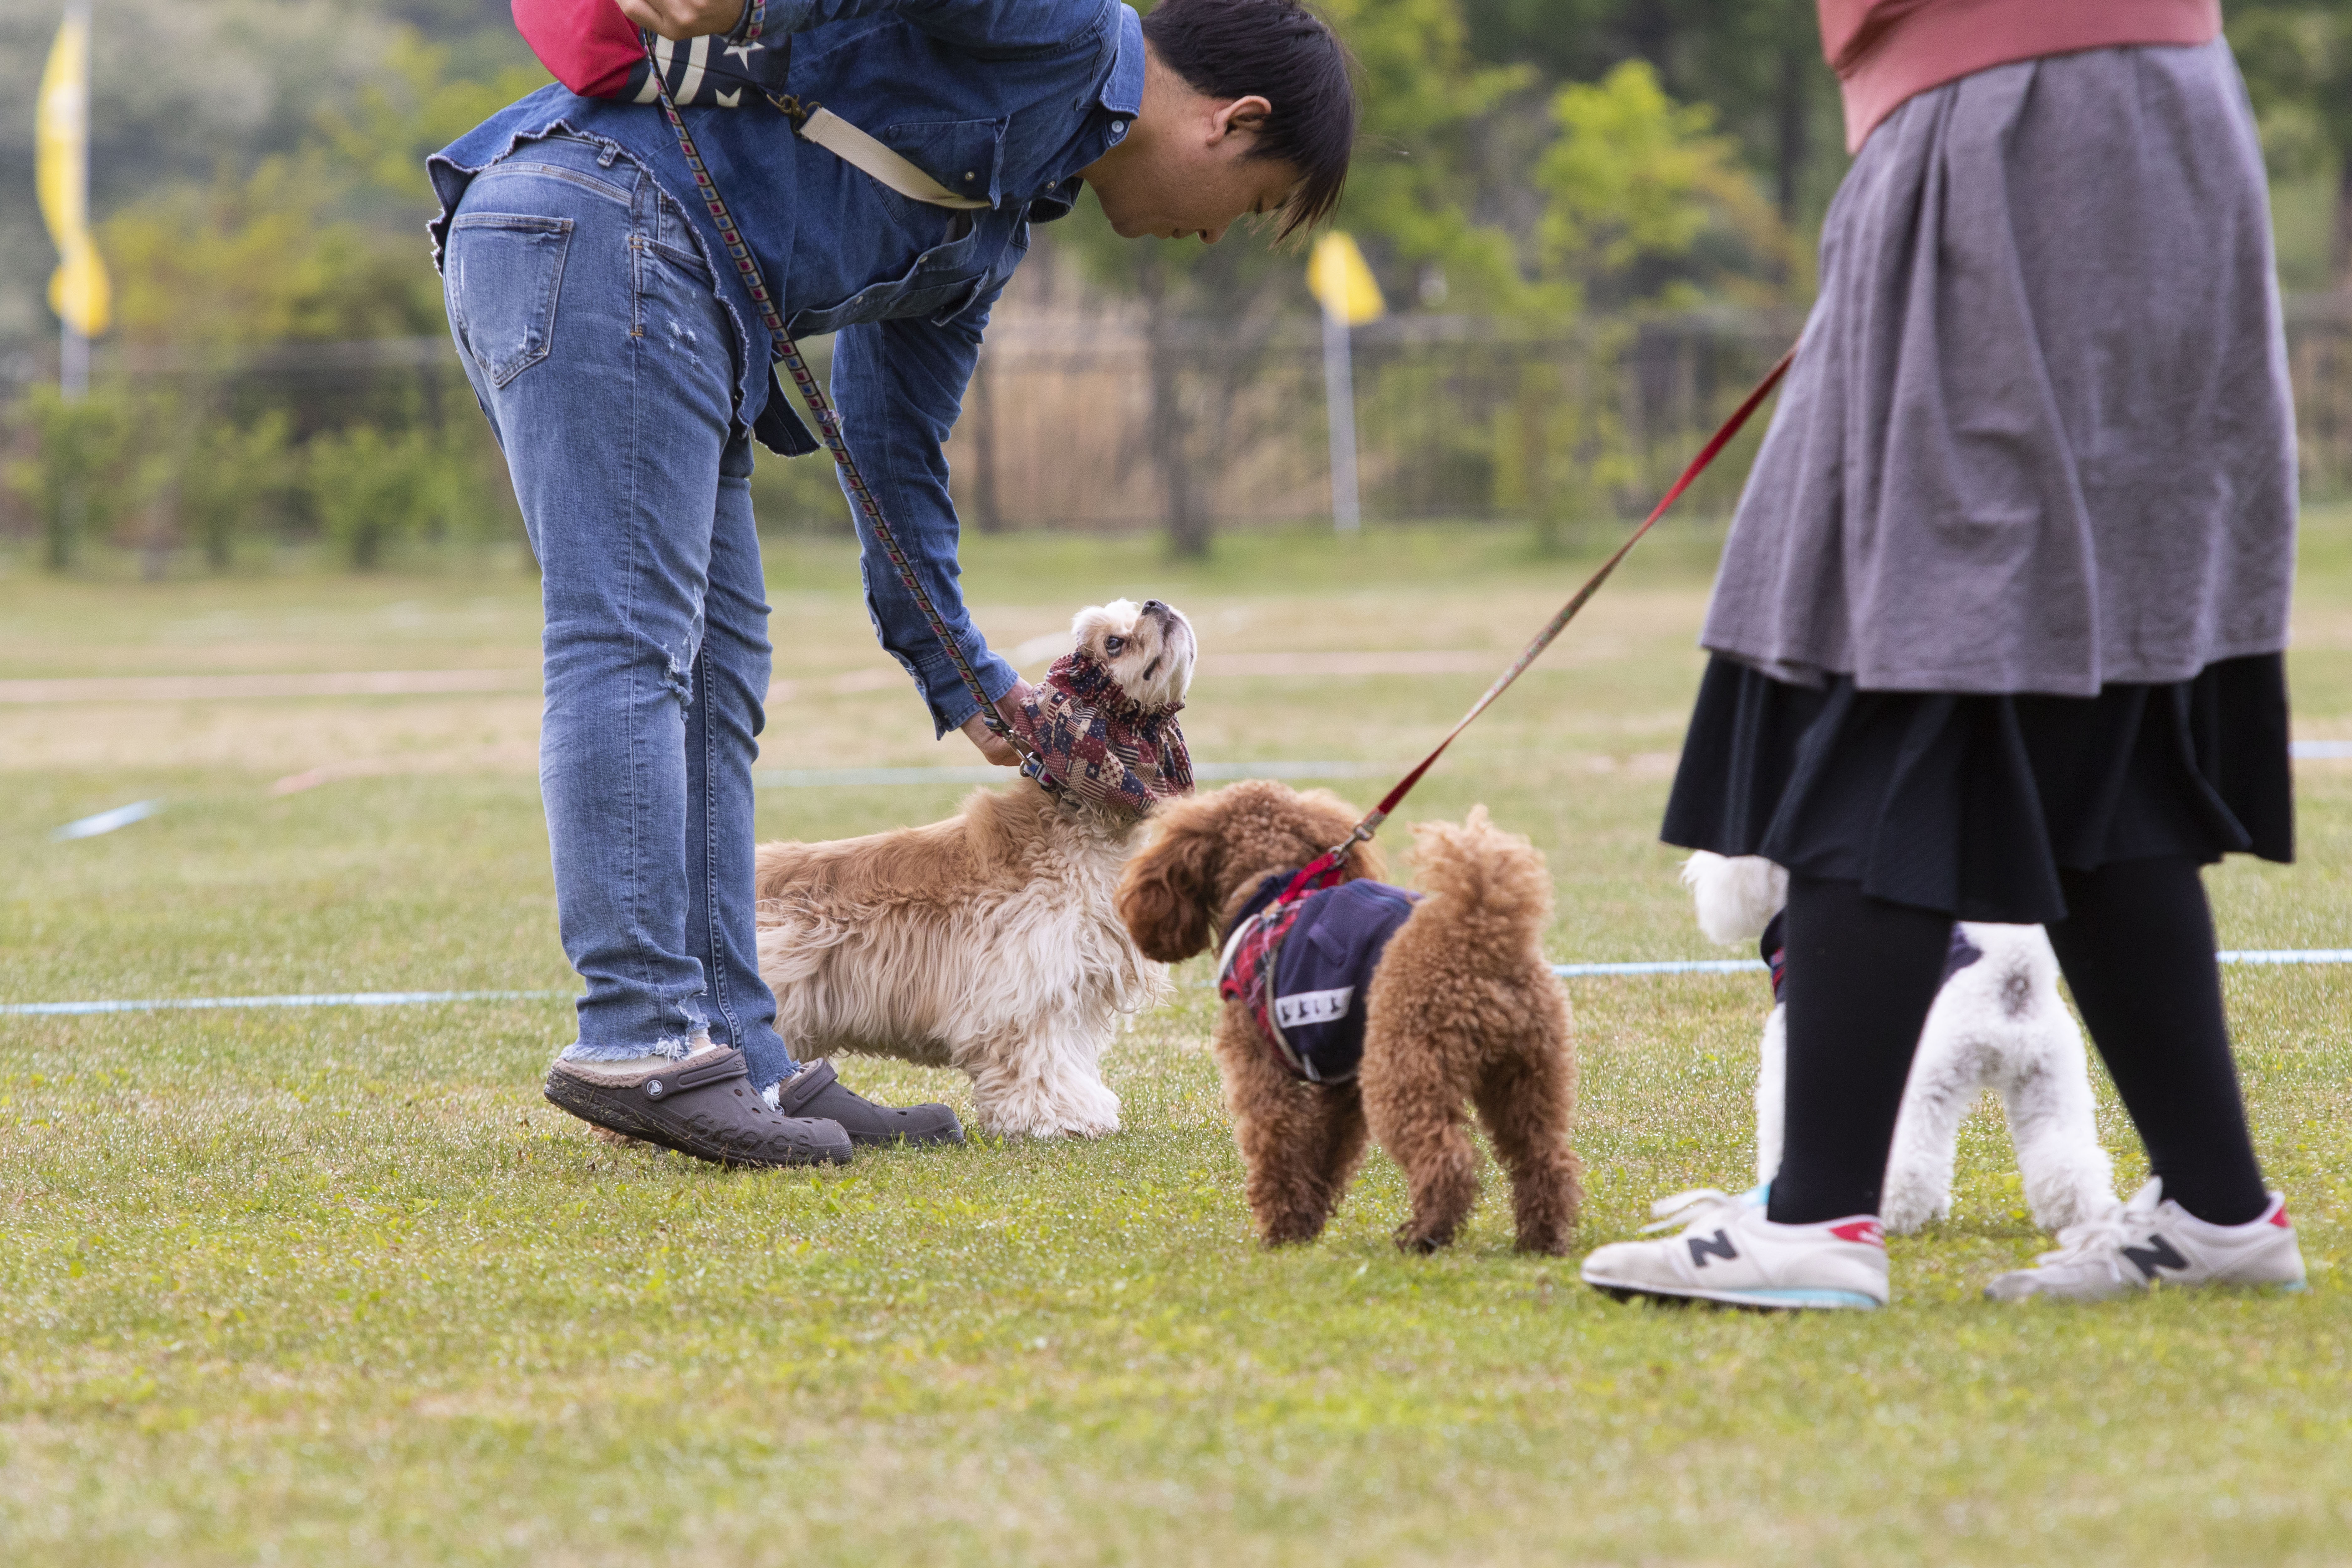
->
xmin=1681 ymin=850 xmax=1788 ymax=947
xmin=1405 ymin=806 xmax=1554 ymax=938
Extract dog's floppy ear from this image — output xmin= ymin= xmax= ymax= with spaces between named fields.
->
xmin=1116 ymin=808 xmax=1221 ymax=962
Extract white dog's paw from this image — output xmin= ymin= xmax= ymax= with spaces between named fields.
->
xmin=2022 ymin=1160 xmax=2120 ymax=1234
xmin=971 ymin=1079 xmax=1123 ymax=1141
xmin=1879 ymin=1174 xmax=1948 ymax=1235
xmin=976 ymin=1110 xmax=1125 ymax=1141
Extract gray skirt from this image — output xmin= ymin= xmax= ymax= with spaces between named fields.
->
xmin=1702 ymin=37 xmax=2297 ymax=697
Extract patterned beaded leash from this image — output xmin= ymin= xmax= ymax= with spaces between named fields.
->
xmin=638 ymin=14 xmax=1047 ymax=781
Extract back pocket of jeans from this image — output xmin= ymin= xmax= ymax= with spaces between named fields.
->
xmin=447 ymin=213 xmax=572 ymax=389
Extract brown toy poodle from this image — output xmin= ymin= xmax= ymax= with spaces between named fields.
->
xmin=1116 ymin=780 xmax=1580 ymax=1253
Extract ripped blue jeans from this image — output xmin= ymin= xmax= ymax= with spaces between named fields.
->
xmin=443 ymin=132 xmax=797 ymax=1089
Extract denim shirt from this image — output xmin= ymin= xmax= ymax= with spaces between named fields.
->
xmin=428 ymin=0 xmax=1145 ymax=732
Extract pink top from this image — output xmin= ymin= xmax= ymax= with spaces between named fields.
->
xmin=1819 ymin=0 xmax=2224 ymax=151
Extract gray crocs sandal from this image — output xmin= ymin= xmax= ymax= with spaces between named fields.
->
xmin=774 ymin=1059 xmax=965 ymax=1147
xmin=545 ymin=1045 xmax=853 ymax=1167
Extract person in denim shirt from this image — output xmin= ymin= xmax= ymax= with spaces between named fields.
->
xmin=432 ymin=0 xmax=1357 ymax=1164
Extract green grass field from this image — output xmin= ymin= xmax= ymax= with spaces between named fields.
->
xmin=5 ymin=514 xmax=2352 ymax=1566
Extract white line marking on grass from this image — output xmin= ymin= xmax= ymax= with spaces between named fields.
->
xmin=769 ymin=651 xmax=1566 ymax=701
xmin=0 ymin=670 xmax=532 ymax=703
xmin=1552 ymin=950 xmax=2352 ymax=979
xmin=757 ymin=765 xmax=1004 ymax=787
xmin=1200 ymin=651 xmax=1505 ymax=677
xmin=2215 ymin=948 xmax=2352 ymax=965
xmin=23 ymin=951 xmax=2348 ymax=1017
xmin=998 ymin=646 xmax=1525 ymax=678
xmin=765 ymin=669 xmax=899 ymax=703
xmin=267 ymin=744 xmax=541 ymax=796
xmin=1 ymin=989 xmax=571 ymax=1017
xmin=754 ymin=760 xmax=1393 ymax=788
xmin=1009 ymin=632 xmax=1072 ymax=669
xmin=2292 ymin=740 xmax=2352 ymax=759
xmin=1554 ymin=958 xmax=1766 ymax=977
xmin=51 ymin=800 xmax=164 ymax=840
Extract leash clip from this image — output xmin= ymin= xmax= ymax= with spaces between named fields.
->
xmin=1320 ymin=813 xmax=1384 ymax=867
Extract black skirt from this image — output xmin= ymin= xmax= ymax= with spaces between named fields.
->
xmin=1661 ymin=654 xmax=2294 ymax=924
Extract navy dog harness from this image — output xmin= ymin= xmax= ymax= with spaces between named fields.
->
xmin=1217 ymin=871 xmax=1422 ymax=1083
xmin=1758 ymin=912 xmax=1982 ymax=1005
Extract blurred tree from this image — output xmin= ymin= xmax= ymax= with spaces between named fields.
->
xmin=8 ymin=384 xmax=139 ymax=571
xmin=1050 ymin=0 xmax=1530 ymax=554
xmin=102 ymin=156 xmax=444 ymax=352
xmin=2230 ymin=3 xmax=2352 ymax=288
xmin=1459 ymin=0 xmax=1839 ymax=230
xmin=308 ymin=424 xmax=483 ymax=569
xmin=93 ymin=154 xmax=445 ymax=568
xmin=1320 ymin=0 xmax=1534 ymax=306
xmin=179 ymin=411 xmax=299 ymax=570
xmin=50 ymin=28 xmax=536 ymax=572
xmin=317 ymin=29 xmax=551 ymax=210
xmin=1537 ymin=60 xmax=1788 ymax=313
xmin=1498 ymin=60 xmax=1787 ymax=549
xmin=0 ymin=0 xmax=469 ymax=350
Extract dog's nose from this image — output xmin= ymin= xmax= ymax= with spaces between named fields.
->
xmin=1142 ymin=599 xmax=1167 ymax=615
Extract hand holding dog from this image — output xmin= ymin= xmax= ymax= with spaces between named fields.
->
xmin=959 ymin=682 xmax=1037 ymax=767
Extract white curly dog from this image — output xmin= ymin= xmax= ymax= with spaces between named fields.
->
xmin=1682 ymin=852 xmax=2117 ymax=1233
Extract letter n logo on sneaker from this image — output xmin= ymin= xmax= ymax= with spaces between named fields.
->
xmin=1688 ymin=1229 xmax=1738 ymax=1268
xmin=1829 ymin=1220 xmax=1885 ymax=1248
xmin=2122 ymin=1232 xmax=2190 ymax=1280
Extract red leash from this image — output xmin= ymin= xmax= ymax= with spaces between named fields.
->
xmin=1278 ymin=343 xmax=1798 ymax=902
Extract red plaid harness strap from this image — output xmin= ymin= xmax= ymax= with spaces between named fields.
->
xmin=1216 ymin=890 xmax=1314 ymax=1080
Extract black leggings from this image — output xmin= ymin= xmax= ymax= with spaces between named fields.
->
xmin=1766 ymin=857 xmax=2269 ymax=1228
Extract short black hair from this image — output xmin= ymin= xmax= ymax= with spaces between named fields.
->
xmin=1140 ymin=0 xmax=1357 ymax=239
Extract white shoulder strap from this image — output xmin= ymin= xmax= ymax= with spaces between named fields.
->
xmin=799 ymin=107 xmax=991 ymax=210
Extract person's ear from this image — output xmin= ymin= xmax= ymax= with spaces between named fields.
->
xmin=1208 ymin=94 xmax=1272 ymax=147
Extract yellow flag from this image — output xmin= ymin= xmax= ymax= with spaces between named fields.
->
xmin=1307 ymin=231 xmax=1385 ymax=326
xmin=38 ymin=4 xmax=110 ymax=338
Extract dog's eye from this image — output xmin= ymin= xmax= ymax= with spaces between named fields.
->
xmin=1104 ymin=636 xmax=1125 ymax=655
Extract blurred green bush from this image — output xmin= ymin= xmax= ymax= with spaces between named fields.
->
xmin=8 ymin=386 xmax=142 ymax=572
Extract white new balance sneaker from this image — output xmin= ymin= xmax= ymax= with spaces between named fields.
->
xmin=1580 ymin=1188 xmax=1889 ymax=1310
xmin=1983 ymin=1179 xmax=2306 ymax=1302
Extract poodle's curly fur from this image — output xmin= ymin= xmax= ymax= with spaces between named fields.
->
xmin=1118 ymin=781 xmax=1581 ymax=1253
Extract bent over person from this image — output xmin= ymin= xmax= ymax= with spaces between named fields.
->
xmin=1580 ymin=0 xmax=2312 ymax=1306
xmin=430 ymin=0 xmax=1356 ymax=1164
